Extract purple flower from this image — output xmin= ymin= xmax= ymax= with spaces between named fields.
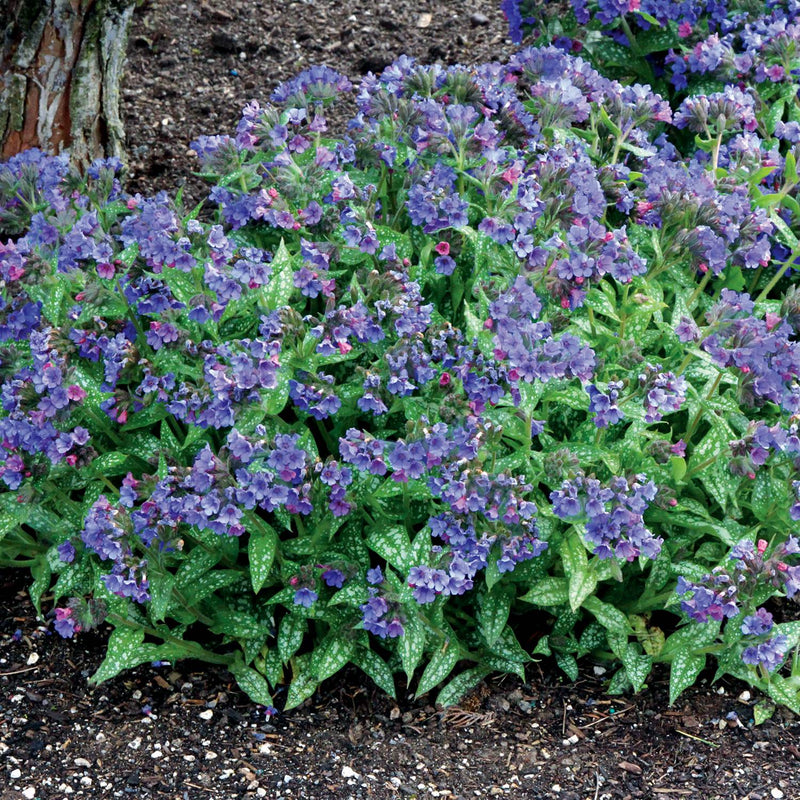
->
xmin=293 ymin=587 xmax=318 ymax=608
xmin=58 ymin=541 xmax=76 ymax=563
xmin=741 ymin=608 xmax=774 ymax=636
xmin=321 ymin=567 xmax=345 ymax=588
xmin=53 ymin=607 xmax=80 ymax=638
xmin=742 ymin=635 xmax=788 ymax=672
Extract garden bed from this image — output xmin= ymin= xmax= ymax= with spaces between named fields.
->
xmin=2 ymin=568 xmax=798 ymax=799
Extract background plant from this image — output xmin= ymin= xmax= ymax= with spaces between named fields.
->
xmin=1 ymin=36 xmax=800 ymax=717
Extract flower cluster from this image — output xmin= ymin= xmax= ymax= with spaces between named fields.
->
xmin=551 ymin=472 xmax=662 ymax=560
xmin=676 ymin=537 xmax=800 ymax=671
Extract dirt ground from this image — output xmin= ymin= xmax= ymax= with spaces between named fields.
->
xmin=2 ymin=1 xmax=800 ymax=798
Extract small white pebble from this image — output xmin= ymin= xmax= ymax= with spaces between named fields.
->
xmin=258 ymin=743 xmax=272 ymax=755
xmin=256 ymin=789 xmax=267 ymax=798
xmin=10 ymin=768 xmax=21 ymax=779
xmin=199 ymin=709 xmax=213 ymax=720
xmin=183 ymin=754 xmax=196 ymax=762
xmin=341 ymin=765 xmax=359 ymax=779
xmin=771 ymin=789 xmax=784 ymax=799
xmin=738 ymin=690 xmax=751 ymax=702
xmin=22 ymin=788 xmax=35 ymax=800
xmin=80 ymin=776 xmax=92 ymax=788
xmin=95 ymin=733 xmax=106 ymax=743
xmin=132 ymin=690 xmax=142 ymax=700
xmin=205 ymin=751 xmax=218 ymax=761
xmin=561 ymin=735 xmax=579 ymax=746
xmin=73 ymin=758 xmax=91 ymax=767
xmin=150 ymin=750 xmax=163 ymax=759
xmin=26 ymin=652 xmax=39 ymax=666
xmin=128 ymin=737 xmax=142 ymax=750
xmin=717 ymin=687 xmax=726 ymax=695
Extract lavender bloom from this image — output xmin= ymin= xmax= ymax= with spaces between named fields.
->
xmin=53 ymin=607 xmax=80 ymax=638
xmin=741 ymin=635 xmax=789 ymax=672
xmin=360 ymin=593 xmax=404 ymax=638
xmin=587 ymin=381 xmax=625 ymax=428
xmin=639 ymin=366 xmax=687 ymax=423
xmin=741 ymin=608 xmax=774 ymax=636
xmin=293 ymin=587 xmax=318 ymax=608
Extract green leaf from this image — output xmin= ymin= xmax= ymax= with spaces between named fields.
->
xmin=554 ymin=652 xmax=579 ymax=681
xmin=621 ymin=646 xmax=652 ymax=692
xmin=766 ymin=675 xmax=800 ymax=714
xmin=230 ymin=662 xmax=274 ymax=706
xmin=285 ymin=657 xmax=318 ymax=709
xmin=352 ymin=648 xmax=396 ymax=697
xmin=477 ymin=586 xmax=513 ymax=647
xmin=278 ymin=613 xmax=307 ymax=663
xmin=148 ymin=572 xmax=174 ymax=623
xmin=90 ymin=626 xmax=158 ymax=685
xmin=367 ymin=525 xmax=412 ymax=572
xmin=263 ymin=239 xmax=296 ymax=310
xmin=436 ymin=667 xmax=490 ymax=708
xmin=310 ymin=634 xmax=355 ymax=682
xmin=181 ymin=570 xmax=240 ymax=607
xmin=669 ymin=650 xmax=706 ymax=705
xmin=175 ymin=546 xmax=222 ymax=590
xmin=84 ymin=451 xmax=132 ymax=478
xmin=42 ymin=279 xmax=66 ymax=326
xmin=753 ymin=701 xmax=775 ymax=725
xmin=532 ymin=635 xmax=551 ymax=656
xmin=375 ymin=225 xmax=413 ymax=261
xmin=248 ymin=521 xmax=278 ymax=594
xmin=29 ymin=557 xmax=52 ymax=615
xmin=263 ymin=364 xmax=291 ymax=415
xmin=578 ymin=622 xmax=606 ymax=653
xmin=400 ymin=614 xmax=427 ymax=683
xmin=670 ymin=456 xmax=687 ymax=482
xmin=786 ymin=150 xmax=798 ymax=185
xmin=584 ymin=287 xmax=620 ymax=321
xmin=750 ymin=472 xmax=787 ymax=519
xmin=560 ymin=532 xmax=597 ymax=612
xmin=415 ymin=638 xmax=461 ymax=698
xmin=582 ymin=596 xmax=629 ymax=635
xmin=519 ymin=577 xmax=569 ymax=607
xmin=328 ymin=582 xmax=369 ymax=607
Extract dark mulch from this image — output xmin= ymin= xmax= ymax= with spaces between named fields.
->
xmin=3 ymin=2 xmax=799 ymax=798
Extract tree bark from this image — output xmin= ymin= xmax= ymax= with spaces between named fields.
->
xmin=0 ymin=0 xmax=137 ymax=168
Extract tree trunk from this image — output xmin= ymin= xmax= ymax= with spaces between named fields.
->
xmin=0 ymin=0 xmax=137 ymax=168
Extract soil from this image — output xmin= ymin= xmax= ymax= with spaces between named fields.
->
xmin=121 ymin=0 xmax=520 ymax=204
xmin=3 ymin=1 xmax=800 ymax=798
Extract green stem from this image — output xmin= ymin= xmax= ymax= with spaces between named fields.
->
xmin=686 ymin=268 xmax=713 ymax=311
xmin=710 ymin=129 xmax=724 ymax=181
xmin=755 ymin=245 xmax=800 ymax=304
xmin=107 ymin=613 xmax=233 ymax=665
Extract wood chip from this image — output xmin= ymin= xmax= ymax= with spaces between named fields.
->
xmin=618 ymin=761 xmax=643 ymax=775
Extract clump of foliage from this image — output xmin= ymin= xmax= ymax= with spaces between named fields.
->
xmin=1 ymin=39 xmax=800 ymax=719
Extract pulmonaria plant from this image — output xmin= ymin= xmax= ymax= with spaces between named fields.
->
xmin=2 ymin=39 xmax=800 ymax=715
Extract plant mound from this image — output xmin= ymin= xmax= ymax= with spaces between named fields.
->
xmin=2 ymin=28 xmax=800 ymax=718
